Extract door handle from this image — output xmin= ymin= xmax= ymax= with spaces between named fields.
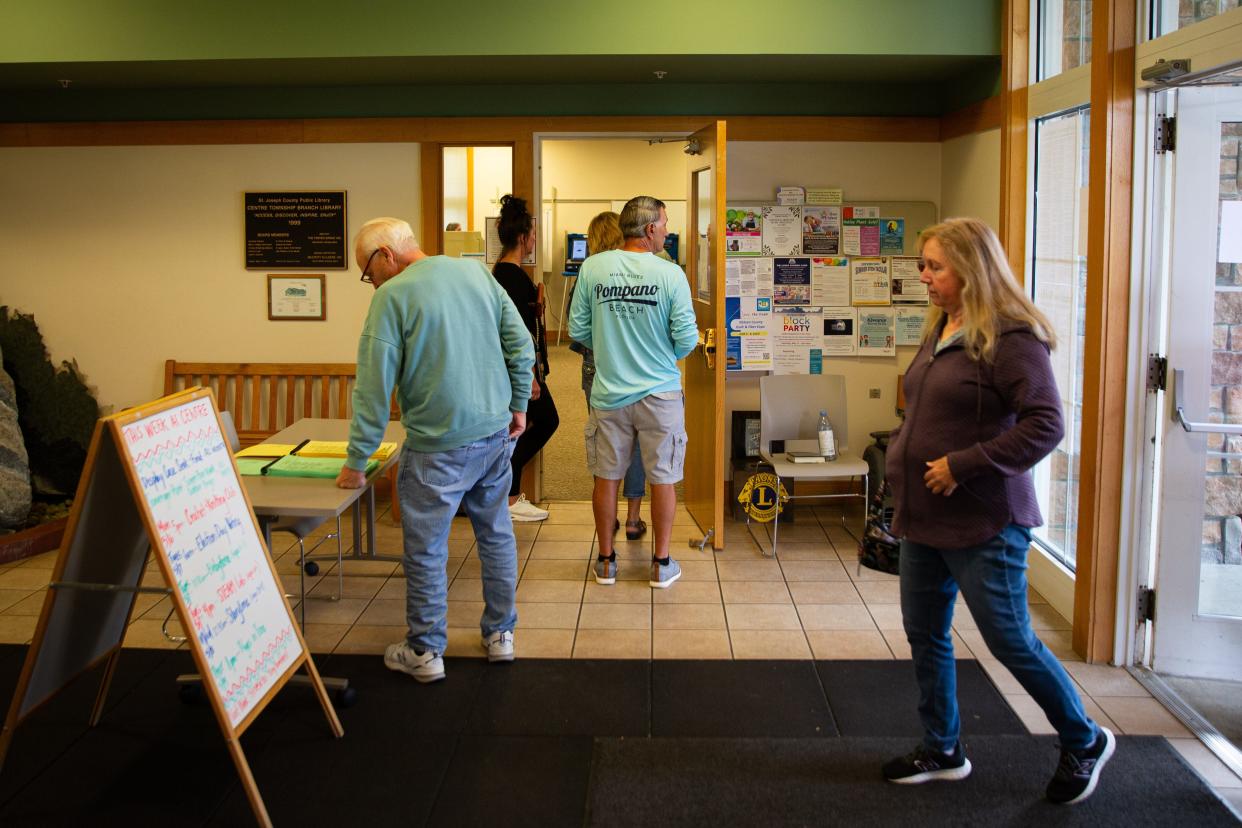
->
xmin=698 ymin=328 xmax=716 ymax=370
xmin=1173 ymin=368 xmax=1242 ymax=435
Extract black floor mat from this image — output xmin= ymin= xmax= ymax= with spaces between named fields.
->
xmin=816 ymin=659 xmax=1026 ymax=737
xmin=652 ymin=660 xmax=838 ymax=737
xmin=588 ymin=735 xmax=1239 ymax=827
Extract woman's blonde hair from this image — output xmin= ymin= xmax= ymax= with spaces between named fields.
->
xmin=587 ymin=211 xmax=624 ymax=255
xmin=919 ymin=217 xmax=1056 ymax=361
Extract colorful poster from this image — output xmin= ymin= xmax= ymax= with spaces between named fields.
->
xmin=726 ymin=297 xmax=773 ymax=371
xmin=822 ymin=307 xmax=858 ymax=355
xmin=761 ymin=206 xmax=801 ymax=256
xmin=851 ymin=257 xmax=891 ymax=305
xmin=802 ymin=206 xmax=841 ymax=255
xmin=773 ymin=257 xmax=812 ymax=305
xmin=811 ymin=257 xmax=851 ymax=306
xmin=895 ymin=306 xmax=928 ymax=346
xmin=725 ymin=206 xmax=763 ymax=256
xmin=842 ymin=218 xmax=880 ymax=256
xmin=773 ymin=307 xmax=823 ymax=374
xmin=880 ymin=218 xmax=905 ymax=254
xmin=890 ymin=256 xmax=928 ymax=304
xmin=858 ymin=309 xmax=897 ymax=356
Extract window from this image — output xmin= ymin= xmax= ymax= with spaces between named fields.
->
xmin=1030 ymin=107 xmax=1090 ymax=569
xmin=1151 ymin=0 xmax=1242 ymax=38
xmin=1038 ymin=0 xmax=1092 ymax=81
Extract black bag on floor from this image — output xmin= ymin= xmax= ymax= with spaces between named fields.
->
xmin=858 ymin=479 xmax=900 ymax=575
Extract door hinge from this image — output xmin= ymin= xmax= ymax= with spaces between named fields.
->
xmin=1147 ymin=354 xmax=1167 ymax=393
xmin=1155 ymin=115 xmax=1176 ymax=154
xmin=1137 ymin=585 xmax=1156 ymax=622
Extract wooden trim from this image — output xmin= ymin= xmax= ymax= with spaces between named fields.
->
xmin=1074 ymin=0 xmax=1135 ymax=663
xmin=420 ymin=143 xmax=442 ymax=255
xmin=0 ymin=114 xmax=943 ymax=148
xmin=1000 ymin=0 xmax=1030 ymax=282
xmin=939 ymin=94 xmax=1003 ymax=141
xmin=465 ymin=146 xmax=475 ymax=231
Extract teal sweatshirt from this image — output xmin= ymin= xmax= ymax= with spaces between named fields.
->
xmin=346 ymin=255 xmax=535 ymax=468
xmin=567 ymin=249 xmax=699 ymax=410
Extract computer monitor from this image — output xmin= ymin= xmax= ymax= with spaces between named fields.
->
xmin=567 ymin=233 xmax=588 ymax=262
xmin=663 ymin=232 xmax=679 ymax=263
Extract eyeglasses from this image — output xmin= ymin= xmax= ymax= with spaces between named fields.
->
xmin=360 ymin=248 xmax=381 ymax=283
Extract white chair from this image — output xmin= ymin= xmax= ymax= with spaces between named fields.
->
xmin=753 ymin=374 xmax=869 ymax=557
xmin=219 ymin=411 xmax=343 ymax=627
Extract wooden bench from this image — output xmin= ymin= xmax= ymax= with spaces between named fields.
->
xmin=164 ymin=360 xmax=401 ymax=520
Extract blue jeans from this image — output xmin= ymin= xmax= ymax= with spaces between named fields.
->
xmin=622 ymin=445 xmax=646 ymax=500
xmin=900 ymin=523 xmax=1097 ymax=752
xmin=397 ymin=428 xmax=518 ymax=653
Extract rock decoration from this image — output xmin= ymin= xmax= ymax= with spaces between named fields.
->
xmin=0 ymin=348 xmax=32 ymax=530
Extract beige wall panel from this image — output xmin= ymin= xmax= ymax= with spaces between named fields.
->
xmin=0 ymin=143 xmax=420 ymax=411
xmin=939 ymin=128 xmax=1001 ymax=232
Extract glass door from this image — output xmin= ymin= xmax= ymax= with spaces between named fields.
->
xmin=1150 ymin=85 xmax=1242 ymax=682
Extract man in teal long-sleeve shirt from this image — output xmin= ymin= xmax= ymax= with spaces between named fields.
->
xmin=337 ymin=217 xmax=534 ymax=683
xmin=568 ymin=196 xmax=699 ymax=589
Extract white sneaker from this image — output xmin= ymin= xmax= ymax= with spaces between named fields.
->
xmin=509 ymin=494 xmax=549 ymax=522
xmin=483 ymin=630 xmax=515 ymax=662
xmin=384 ymin=641 xmax=445 ymax=683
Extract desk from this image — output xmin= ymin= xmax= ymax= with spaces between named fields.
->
xmin=244 ymin=418 xmax=405 ymax=564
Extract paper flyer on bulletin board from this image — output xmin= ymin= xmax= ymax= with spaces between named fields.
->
xmin=895 ymin=306 xmax=928 ymax=346
xmin=725 ymin=206 xmax=763 ymax=256
xmin=761 ymin=206 xmax=801 ymax=256
xmin=811 ymin=257 xmax=851 ymax=306
xmin=890 ymin=256 xmax=928 ymax=304
xmin=725 ymin=296 xmax=773 ymax=371
xmin=858 ymin=309 xmax=897 ymax=356
xmin=880 ymin=218 xmax=905 ymax=254
xmin=801 ymin=206 xmax=841 ymax=255
xmin=851 ymin=257 xmax=891 ymax=305
xmin=773 ymin=307 xmax=823 ymax=374
xmin=773 ymin=257 xmax=812 ymax=305
xmin=843 ymin=218 xmax=880 ymax=256
xmin=822 ymin=307 xmax=858 ymax=355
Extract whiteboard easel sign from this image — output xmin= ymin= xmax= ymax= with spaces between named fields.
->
xmin=1220 ymin=201 xmax=1242 ymax=264
xmin=118 ymin=395 xmax=304 ymax=727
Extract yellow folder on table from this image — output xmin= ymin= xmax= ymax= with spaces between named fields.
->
xmin=263 ymin=456 xmax=379 ymax=479
xmin=233 ymin=441 xmax=396 ymax=461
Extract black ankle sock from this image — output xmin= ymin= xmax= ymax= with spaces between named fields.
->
xmin=597 ymin=552 xmax=616 ymax=562
xmin=653 ymin=556 xmax=670 ymax=566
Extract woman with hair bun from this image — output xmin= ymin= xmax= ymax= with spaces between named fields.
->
xmin=492 ymin=194 xmax=559 ymax=521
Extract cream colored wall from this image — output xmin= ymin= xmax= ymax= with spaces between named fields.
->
xmin=540 ymin=139 xmax=688 ymax=330
xmin=725 ymin=141 xmax=942 ymax=470
xmin=0 ymin=143 xmax=420 ymax=412
xmin=940 ymin=128 xmax=1001 ymax=231
xmin=472 ymin=146 xmax=514 ymax=232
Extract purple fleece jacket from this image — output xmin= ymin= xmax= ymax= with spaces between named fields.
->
xmin=886 ymin=320 xmax=1064 ymax=549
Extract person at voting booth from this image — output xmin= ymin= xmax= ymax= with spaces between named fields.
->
xmin=568 ymin=196 xmax=698 ymax=589
xmin=336 ymin=217 xmax=535 ymax=683
xmin=882 ymin=218 xmax=1114 ymax=804
xmin=491 ymin=194 xmax=561 ymax=523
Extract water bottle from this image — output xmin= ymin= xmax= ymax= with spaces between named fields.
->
xmin=818 ymin=409 xmax=837 ymax=460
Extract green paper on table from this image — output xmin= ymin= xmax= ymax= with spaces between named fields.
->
xmin=264 ymin=455 xmax=378 ymax=478
xmin=235 ymin=458 xmax=272 ymax=476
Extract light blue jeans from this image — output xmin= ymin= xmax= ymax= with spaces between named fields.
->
xmin=900 ymin=523 xmax=1098 ymax=752
xmin=397 ymin=427 xmax=518 ymax=654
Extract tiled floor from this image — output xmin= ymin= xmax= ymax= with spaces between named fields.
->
xmin=2 ymin=499 xmax=1240 ymax=808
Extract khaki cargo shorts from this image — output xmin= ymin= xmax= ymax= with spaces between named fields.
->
xmin=585 ymin=391 xmax=687 ymax=485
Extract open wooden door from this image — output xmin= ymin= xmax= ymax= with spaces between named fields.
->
xmin=683 ymin=122 xmax=727 ymax=550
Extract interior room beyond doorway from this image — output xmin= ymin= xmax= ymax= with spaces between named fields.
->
xmin=537 ymin=138 xmax=690 ymax=502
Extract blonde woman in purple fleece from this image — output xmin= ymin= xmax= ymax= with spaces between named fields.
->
xmin=880 ymin=218 xmax=1114 ymax=805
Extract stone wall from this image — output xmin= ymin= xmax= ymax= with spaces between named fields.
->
xmin=1206 ymin=121 xmax=1242 ymax=563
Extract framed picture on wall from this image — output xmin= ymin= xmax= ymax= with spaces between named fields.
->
xmin=267 ymin=274 xmax=326 ymax=321
xmin=731 ymin=410 xmax=762 ymax=460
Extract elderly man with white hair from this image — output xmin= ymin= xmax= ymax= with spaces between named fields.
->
xmin=336 ymin=217 xmax=534 ymax=683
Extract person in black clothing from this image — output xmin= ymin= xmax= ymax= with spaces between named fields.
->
xmin=492 ymin=194 xmax=559 ymax=521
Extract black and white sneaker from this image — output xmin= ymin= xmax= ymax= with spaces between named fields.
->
xmin=1046 ymin=727 xmax=1115 ymax=804
xmin=883 ymin=742 xmax=972 ymax=784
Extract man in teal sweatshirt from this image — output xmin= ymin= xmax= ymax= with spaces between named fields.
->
xmin=337 ymin=217 xmax=534 ymax=683
xmin=568 ymin=196 xmax=699 ymax=589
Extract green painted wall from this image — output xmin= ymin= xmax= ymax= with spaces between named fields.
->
xmin=1 ymin=1 xmax=999 ymax=63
